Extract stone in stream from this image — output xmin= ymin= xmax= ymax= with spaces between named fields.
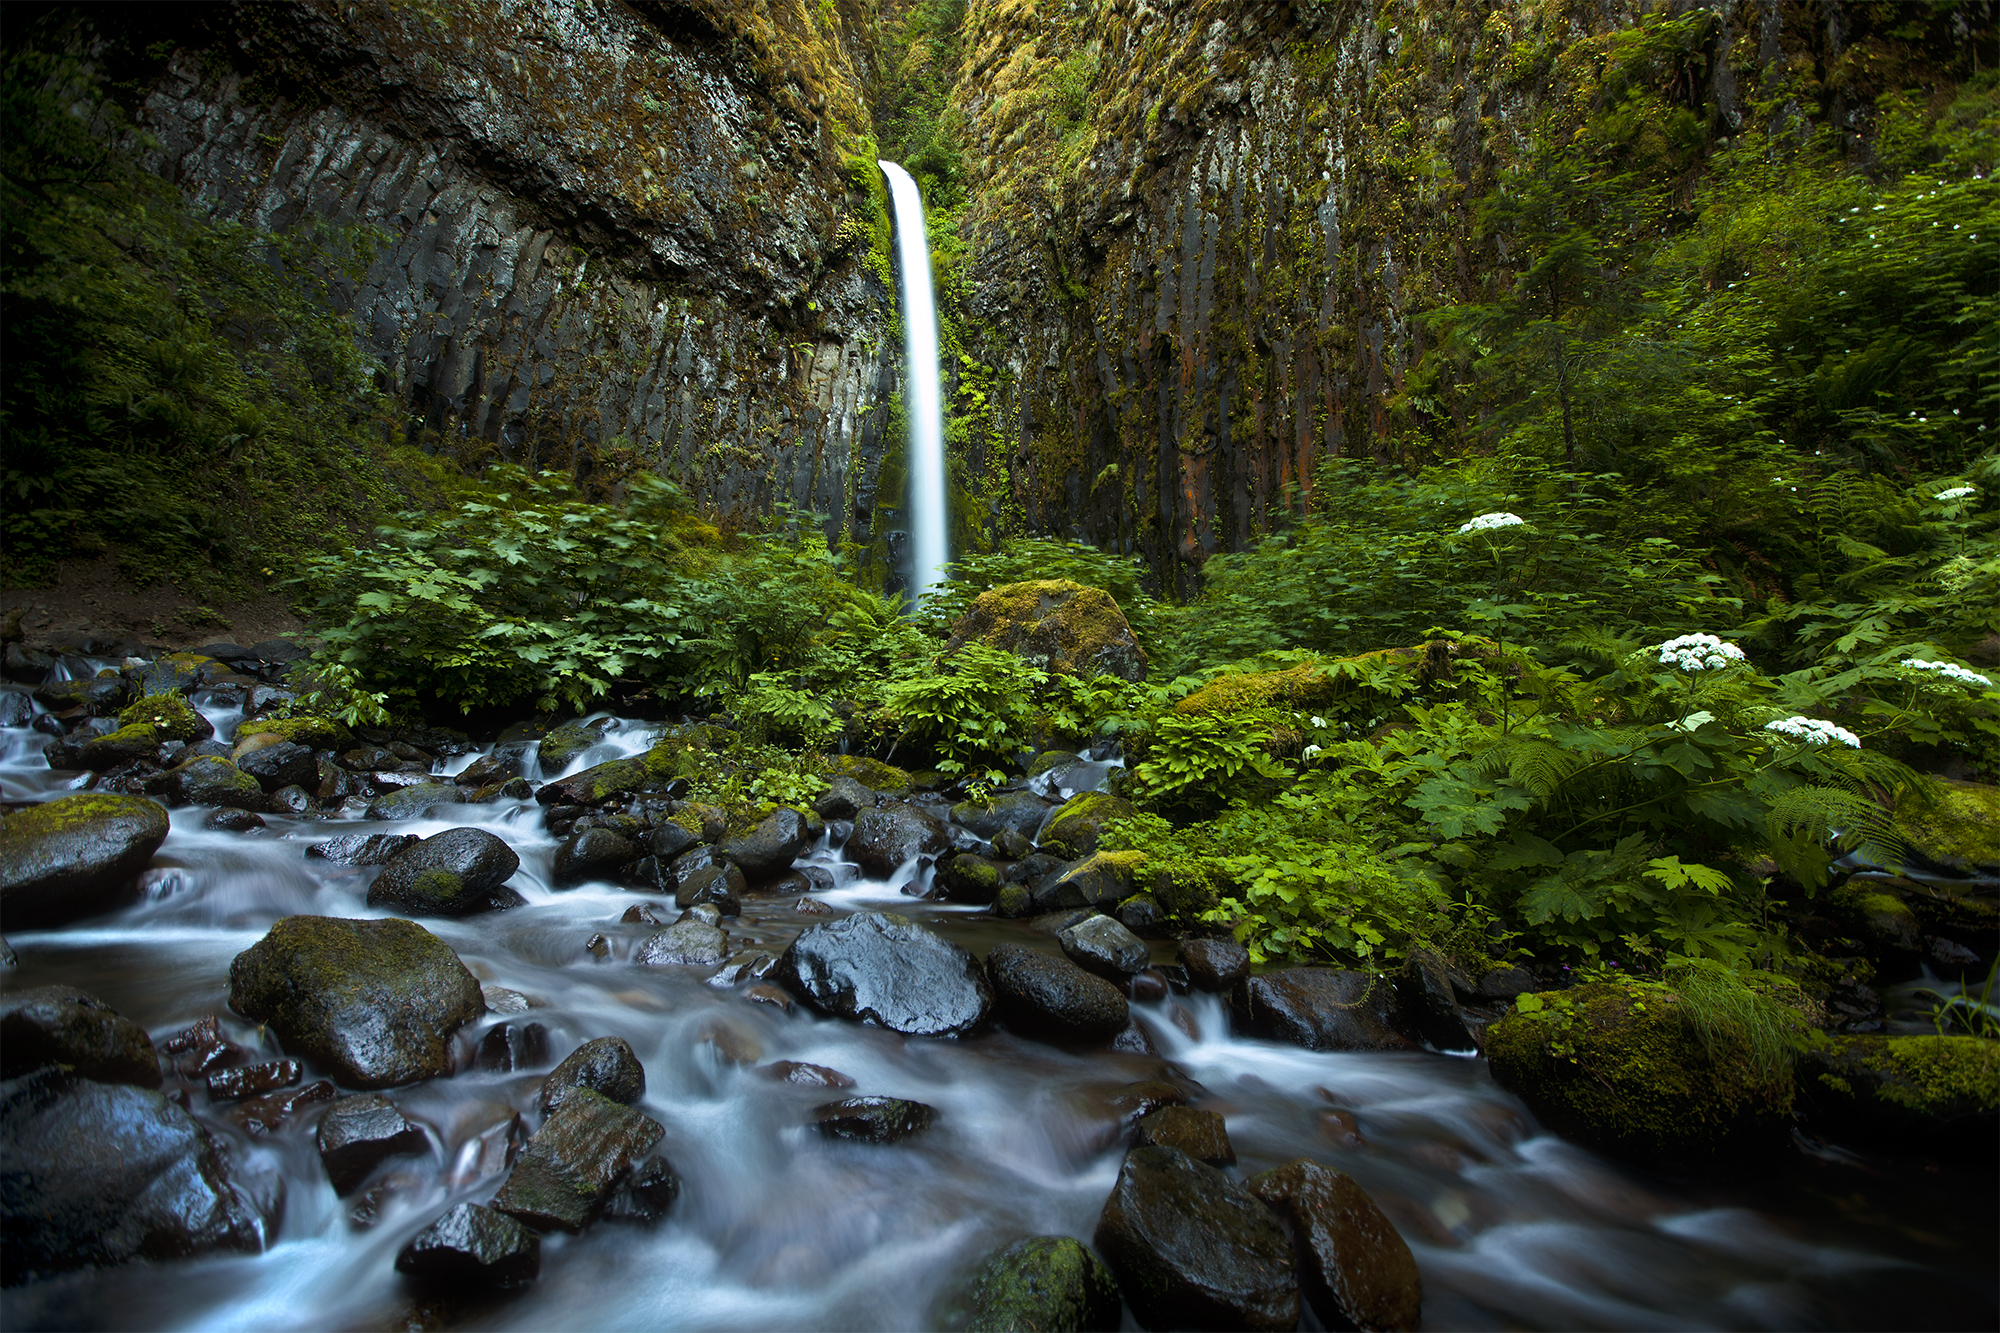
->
xmin=674 ymin=863 xmax=745 ymax=913
xmin=1133 ymin=1106 xmax=1235 ymax=1166
xmin=1035 ymin=793 xmax=1138 ymax=860
xmin=540 ymin=1036 xmax=646 ymax=1113
xmin=776 ymin=911 xmax=992 ymax=1037
xmin=203 ymin=807 xmax=267 ymax=833
xmin=228 ymin=916 xmax=486 ymax=1089
xmin=1231 ymin=968 xmax=1414 ymax=1052
xmin=1180 ymin=937 xmax=1250 ymax=992
xmin=455 ymin=750 xmax=525 ymax=788
xmin=648 ymin=821 xmax=699 ymax=860
xmin=236 ymin=740 xmax=318 ymax=793
xmin=811 ymin=1095 xmax=935 ymax=1143
xmin=475 ymin=1021 xmax=551 ymax=1073
xmin=167 ymin=756 xmax=267 ymax=810
xmin=394 ymin=1202 xmax=540 ymax=1293
xmin=845 ymin=801 xmax=951 ymax=877
xmin=985 ymin=943 xmax=1129 ymax=1042
xmin=205 ymin=1059 xmax=302 ymax=1102
xmin=716 ymin=808 xmax=810 ymax=879
xmin=937 ymin=852 xmax=1002 ymax=904
xmin=491 ymin=1088 xmax=665 ymax=1232
xmin=758 ymin=1060 xmax=856 ymax=1089
xmin=634 ymin=919 xmax=729 ymax=967
xmin=1059 ymin=914 xmax=1150 ymax=980
xmin=552 ymin=827 xmax=641 ymax=886
xmin=366 ymin=827 xmax=521 ymax=917
xmin=0 ymin=985 xmax=161 ymax=1088
xmin=0 ymin=1067 xmax=262 ymax=1282
xmin=601 ymin=1154 xmax=681 ymax=1225
xmin=1395 ymin=948 xmax=1477 ymax=1053
xmin=1033 ymin=852 xmax=1142 ymax=913
xmin=316 ymin=1093 xmax=432 ymax=1194
xmin=229 ymin=1079 xmax=336 ymax=1136
xmin=0 ymin=793 xmax=169 ymax=929
xmin=1092 ymin=1145 xmax=1299 ymax=1331
xmin=365 ymin=783 xmax=462 ymax=821
xmin=1795 ymin=1033 xmax=1999 ymax=1155
xmin=949 ymin=790 xmax=1055 ymax=843
xmin=949 ymin=1234 xmax=1122 ymax=1333
xmin=535 ymin=720 xmax=607 ymax=775
xmin=1247 ymin=1158 xmax=1422 ymax=1332
xmin=812 ymin=775 xmax=877 ymax=820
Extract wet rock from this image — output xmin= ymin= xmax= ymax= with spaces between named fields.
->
xmin=1133 ymin=1106 xmax=1235 ymax=1166
xmin=945 ymin=580 xmax=1149 ymax=682
xmin=1093 ymin=1145 xmax=1298 ymax=1331
xmin=205 ymin=1059 xmax=302 ymax=1102
xmin=950 ymin=790 xmax=1055 ymax=842
xmin=986 ymin=943 xmax=1130 ymax=1042
xmin=456 ymin=751 xmax=525 ymax=788
xmin=717 ymin=808 xmax=810 ymax=879
xmin=482 ymin=986 xmax=532 ymax=1015
xmin=1246 ymin=1158 xmax=1421 ymax=1331
xmin=846 ymin=801 xmax=952 ymax=877
xmin=491 ymin=1088 xmax=665 ymax=1232
xmin=1105 ymin=1081 xmax=1190 ymax=1125
xmin=237 ymin=740 xmax=318 ymax=793
xmin=674 ymin=863 xmax=746 ymax=914
xmin=994 ymin=883 xmax=1034 ymax=918
xmin=268 ymin=785 xmax=316 ymax=815
xmin=776 ymin=911 xmax=992 ymax=1037
xmin=0 ymin=1069 xmax=261 ymax=1281
xmin=365 ymin=783 xmax=462 ymax=821
xmin=1232 ymin=969 xmax=1414 ymax=1052
xmin=367 ymin=827 xmax=522 ymax=917
xmin=793 ymin=897 xmax=833 ymax=916
xmin=708 ymin=951 xmax=777 ymax=988
xmin=475 ymin=1022 xmax=550 ymax=1073
xmin=992 ymin=827 xmax=1034 ymax=860
xmin=1395 ymin=949 xmax=1477 ymax=1052
xmin=552 ymin=827 xmax=641 ymax=887
xmin=469 ymin=776 xmax=535 ymax=804
xmin=395 ymin=1202 xmax=540 ymax=1293
xmin=166 ymin=756 xmax=266 ymax=810
xmin=1059 ymin=914 xmax=1150 ymax=979
xmin=647 ymin=821 xmax=699 ymax=860
xmin=813 ymin=775 xmax=877 ymax=820
xmin=745 ymin=983 xmax=793 ymax=1011
xmin=938 ymin=853 xmax=1002 ymax=904
xmin=1180 ymin=938 xmax=1249 ymax=992
xmin=1034 ymin=852 xmax=1143 ymax=912
xmin=634 ymin=919 xmax=729 ymax=967
xmin=1111 ymin=1021 xmax=1157 ymax=1055
xmin=678 ymin=903 xmax=724 ymax=927
xmin=952 ymin=1234 xmax=1122 ymax=1333
xmin=532 ymin=751 xmax=679 ymax=808
xmin=228 ymin=915 xmax=486 ymax=1089
xmin=0 ymin=935 xmax=13 ymax=967
xmin=1797 ymin=1034 xmax=1999 ymax=1155
xmin=0 ymin=793 xmax=169 ymax=930
xmin=535 ymin=721 xmax=607 ymax=775
xmin=758 ymin=1060 xmax=855 ymax=1089
xmin=812 ymin=1095 xmax=935 ymax=1143
xmin=540 ymin=1037 xmax=646 ymax=1113
xmin=0 ymin=985 xmax=161 ymax=1087
xmin=1893 ymin=778 xmax=2000 ymax=876
xmin=620 ymin=901 xmax=672 ymax=927
xmin=317 ymin=1093 xmax=432 ymax=1194
xmin=229 ymin=1079 xmax=336 ymax=1136
xmin=602 ymin=1153 xmax=681 ymax=1225
xmin=1117 ymin=893 xmax=1164 ymax=936
xmin=0 ymin=691 xmax=31 ymax=728
xmin=1461 ymin=965 xmax=1536 ymax=1002
xmin=1036 ymin=793 xmax=1137 ymax=860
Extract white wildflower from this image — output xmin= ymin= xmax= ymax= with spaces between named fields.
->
xmin=1901 ymin=658 xmax=1993 ymax=688
xmin=1657 ymin=633 xmax=1746 ymax=672
xmin=1457 ymin=512 xmax=1526 ymax=534
xmin=1934 ymin=485 xmax=1976 ymax=502
xmin=1301 ymin=744 xmax=1324 ymax=759
xmin=1764 ymin=716 xmax=1861 ymax=748
xmin=1309 ymin=716 xmax=1326 ymax=728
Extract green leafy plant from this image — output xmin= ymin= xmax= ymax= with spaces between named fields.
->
xmin=876 ymin=642 xmax=1047 ymax=782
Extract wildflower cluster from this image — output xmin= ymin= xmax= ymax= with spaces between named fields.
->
xmin=1457 ymin=512 xmax=1526 ymax=534
xmin=1763 ymin=716 xmax=1861 ymax=748
xmin=1934 ymin=486 xmax=1977 ymax=502
xmin=1901 ymin=658 xmax=1993 ymax=689
xmin=1658 ymin=633 xmax=1747 ymax=672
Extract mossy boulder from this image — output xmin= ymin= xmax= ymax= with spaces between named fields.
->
xmin=123 ymin=652 xmax=216 ymax=697
xmin=112 ymin=693 xmax=215 ymax=746
xmin=1825 ymin=883 xmax=1923 ymax=975
xmin=944 ymin=1234 xmax=1122 ymax=1332
xmin=167 ymin=756 xmax=266 ymax=810
xmin=1171 ymin=640 xmax=1477 ymax=719
xmin=945 ymin=579 xmax=1148 ymax=682
xmin=1797 ymin=1034 xmax=1999 ymax=1155
xmin=534 ymin=738 xmax=703 ymax=807
xmin=0 ymin=794 xmax=169 ymax=929
xmin=535 ymin=720 xmax=608 ymax=775
xmin=1036 ymin=793 xmax=1136 ymax=859
xmin=236 ymin=716 xmax=352 ymax=752
xmin=367 ymin=828 xmax=522 ymax=917
xmin=1894 ymin=780 xmax=2000 ymax=876
xmin=1035 ymin=851 xmax=1147 ymax=913
xmin=1485 ymin=983 xmax=1792 ymax=1168
xmin=828 ymin=754 xmax=911 ymax=794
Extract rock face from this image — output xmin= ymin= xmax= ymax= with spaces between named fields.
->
xmin=945 ymin=580 xmax=1149 ymax=681
xmin=227 ymin=916 xmax=486 ymax=1089
xmin=1093 ymin=1145 xmax=1299 ymax=1331
xmin=366 ymin=827 xmax=521 ymax=916
xmin=316 ymin=1093 xmax=430 ymax=1194
xmin=0 ymin=794 xmax=169 ymax=929
xmin=541 ymin=1037 xmax=647 ymax=1113
xmin=716 ymin=809 xmax=810 ymax=879
xmin=0 ymin=986 xmax=161 ymax=1088
xmin=1796 ymin=1034 xmax=1999 ymax=1155
xmin=777 ymin=911 xmax=993 ymax=1037
xmin=811 ymin=1096 xmax=935 ymax=1143
xmin=1232 ymin=968 xmax=1413 ymax=1052
xmin=1059 ymin=914 xmax=1150 ymax=979
xmin=491 ymin=1088 xmax=665 ymax=1232
xmin=395 ymin=1202 xmax=540 ymax=1293
xmin=986 ymin=943 xmax=1130 ymax=1042
xmin=955 ymin=1234 xmax=1122 ymax=1333
xmin=0 ymin=1069 xmax=260 ymax=1283
xmin=846 ymin=802 xmax=951 ymax=877
xmin=1247 ymin=1158 xmax=1422 ymax=1332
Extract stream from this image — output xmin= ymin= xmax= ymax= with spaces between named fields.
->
xmin=1 ymin=678 xmax=1995 ymax=1332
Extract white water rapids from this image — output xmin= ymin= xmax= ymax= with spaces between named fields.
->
xmin=879 ymin=160 xmax=949 ymax=610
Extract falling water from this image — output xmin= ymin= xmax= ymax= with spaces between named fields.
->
xmin=879 ymin=161 xmax=948 ymax=610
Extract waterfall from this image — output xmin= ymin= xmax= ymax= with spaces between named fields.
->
xmin=879 ymin=161 xmax=948 ymax=610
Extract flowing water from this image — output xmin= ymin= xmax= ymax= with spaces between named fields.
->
xmin=879 ymin=160 xmax=949 ymax=611
xmin=1 ymin=683 xmax=1995 ymax=1331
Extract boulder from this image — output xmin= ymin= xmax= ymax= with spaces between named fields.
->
xmin=648 ymin=821 xmax=699 ymax=860
xmin=1092 ymin=1145 xmax=1298 ymax=1331
xmin=1232 ymin=969 xmax=1414 ymax=1052
xmin=1034 ymin=852 xmax=1144 ymax=913
xmin=553 ymin=827 xmax=642 ymax=886
xmin=316 ymin=1093 xmax=430 ymax=1194
xmin=944 ymin=580 xmax=1148 ymax=682
xmin=114 ymin=693 xmax=213 ymax=744
xmin=986 ymin=943 xmax=1130 ymax=1042
xmin=811 ymin=1095 xmax=935 ymax=1143
xmin=1796 ymin=1034 xmax=1999 ymax=1155
xmin=1059 ymin=914 xmax=1150 ymax=980
xmin=938 ymin=853 xmax=1002 ymax=905
xmin=759 ymin=1061 xmax=856 ymax=1089
xmin=236 ymin=741 xmax=319 ymax=794
xmin=777 ymin=911 xmax=992 ymax=1037
xmin=365 ymin=783 xmax=462 ymax=821
xmin=673 ymin=864 xmax=744 ymax=915
xmin=532 ymin=743 xmax=694 ymax=807
xmin=952 ymin=1234 xmax=1122 ymax=1333
xmin=1036 ymin=793 xmax=1137 ymax=860
xmin=227 ymin=916 xmax=485 ymax=1089
xmin=1133 ymin=1106 xmax=1234 ymax=1166
xmin=717 ymin=808 xmax=810 ymax=879
xmin=0 ymin=793 xmax=169 ymax=929
xmin=536 ymin=721 xmax=607 ymax=775
xmin=167 ymin=756 xmax=266 ymax=810
xmin=1395 ymin=948 xmax=1478 ymax=1053
xmin=395 ymin=1202 xmax=540 ymax=1293
xmin=456 ymin=750 xmax=526 ymax=788
xmin=950 ymin=791 xmax=1056 ymax=842
xmin=827 ymin=755 xmax=911 ymax=795
xmin=1894 ymin=779 xmax=2000 ymax=876
xmin=0 ymin=986 xmax=160 ymax=1087
xmin=367 ymin=827 xmax=521 ymax=916
xmin=306 ymin=833 xmax=419 ymax=866
xmin=813 ymin=775 xmax=878 ymax=820
xmin=1180 ymin=938 xmax=1250 ymax=992
xmin=490 ymin=1088 xmax=664 ymax=1232
xmin=202 ymin=806 xmax=266 ymax=834
xmin=541 ymin=1037 xmax=646 ymax=1114
xmin=0 ymin=1069 xmax=260 ymax=1282
xmin=235 ymin=716 xmax=350 ymax=751
xmin=847 ymin=801 xmax=951 ymax=877
xmin=1246 ymin=1158 xmax=1422 ymax=1332
xmin=601 ymin=1153 xmax=682 ymax=1226
xmin=634 ymin=920 xmax=729 ymax=967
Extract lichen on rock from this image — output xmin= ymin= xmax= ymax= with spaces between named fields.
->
xmin=945 ymin=579 xmax=1148 ymax=682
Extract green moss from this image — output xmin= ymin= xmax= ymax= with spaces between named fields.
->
xmin=1799 ymin=1033 xmax=2000 ymax=1151
xmin=410 ymin=868 xmax=465 ymax=900
xmin=1037 ymin=791 xmax=1136 ymax=858
xmin=945 ymin=1234 xmax=1121 ymax=1333
xmin=1825 ymin=883 xmax=1922 ymax=954
xmin=0 ymin=792 xmax=166 ymax=837
xmin=829 ymin=754 xmax=912 ymax=792
xmin=116 ymin=693 xmax=212 ymax=744
xmin=1895 ymin=780 xmax=2000 ymax=874
xmin=236 ymin=716 xmax=352 ymax=751
xmin=948 ymin=579 xmax=1144 ymax=679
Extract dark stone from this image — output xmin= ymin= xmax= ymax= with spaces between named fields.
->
xmin=535 ymin=721 xmax=607 ymax=775
xmin=938 ymin=853 xmax=1003 ymax=904
xmin=758 ymin=1060 xmax=855 ymax=1089
xmin=634 ymin=920 xmax=729 ymax=967
xmin=268 ymin=785 xmax=315 ymax=815
xmin=620 ymin=901 xmax=671 ymax=927
xmin=602 ymin=1153 xmax=681 ymax=1225
xmin=1093 ymin=1146 xmax=1298 ymax=1332
xmin=238 ymin=741 xmax=318 ymax=793
xmin=0 ymin=1069 xmax=261 ymax=1282
xmin=367 ymin=827 xmax=521 ymax=916
xmin=340 ymin=745 xmax=397 ymax=773
xmin=166 ymin=757 xmax=266 ymax=810
xmin=395 ymin=1202 xmax=539 ymax=1293
xmin=553 ymin=827 xmax=642 ymax=887
xmin=1035 ymin=793 xmax=1138 ymax=860
xmin=1133 ymin=1106 xmax=1234 ymax=1166
xmin=541 ymin=1037 xmax=645 ymax=1113
xmin=227 ymin=916 xmax=486 ymax=1089
xmin=475 ymin=1022 xmax=551 ymax=1073
xmin=228 ymin=1079 xmax=335 ymax=1136
xmin=1796 ymin=1034 xmax=1999 ymax=1155
xmin=674 ymin=863 xmax=746 ymax=913
xmin=204 ymin=1059 xmax=301 ymax=1102
xmin=717 ymin=808 xmax=810 ymax=879
xmin=365 ymin=783 xmax=462 ymax=821
xmin=1104 ymin=1080 xmax=1190 ymax=1126
xmin=1246 ymin=1158 xmax=1422 ymax=1332
xmin=994 ymin=883 xmax=1034 ymax=918
xmin=1033 ymin=855 xmax=1138 ymax=912
xmin=317 ymin=1093 xmax=431 ymax=1194
xmin=307 ymin=832 xmax=421 ymax=866
xmin=762 ymin=869 xmax=812 ymax=896
xmin=1232 ymin=969 xmax=1414 ymax=1052
xmin=846 ymin=801 xmax=951 ymax=877
xmin=708 ymin=951 xmax=777 ymax=988
xmin=1059 ymin=914 xmax=1150 ymax=979
xmin=986 ymin=943 xmax=1130 ymax=1042
xmin=811 ymin=1095 xmax=935 ymax=1143
xmin=1467 ymin=965 xmax=1536 ymax=1002
xmin=953 ymin=1235 xmax=1121 ymax=1333
xmin=648 ymin=821 xmax=698 ymax=860
xmin=249 ymin=638 xmax=308 ymax=664
xmin=0 ymin=986 xmax=160 ymax=1087
xmin=533 ymin=754 xmax=668 ymax=808
xmin=992 ymin=827 xmax=1034 ymax=860
xmin=490 ymin=1088 xmax=665 ymax=1232
xmin=776 ymin=911 xmax=992 ymax=1037
xmin=813 ymin=775 xmax=877 ymax=821
xmin=1180 ymin=938 xmax=1249 ymax=992
xmin=1118 ymin=893 xmax=1165 ymax=935
xmin=949 ymin=790 xmax=1055 ymax=842
xmin=1112 ymin=1021 xmax=1157 ymax=1055
xmin=455 ymin=751 xmax=524 ymax=788
xmin=0 ymin=793 xmax=169 ymax=929
xmin=1395 ymin=948 xmax=1477 ymax=1053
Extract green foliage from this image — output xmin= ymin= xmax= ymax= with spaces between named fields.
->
xmin=924 ymin=536 xmax=1160 ymax=643
xmin=877 ymin=641 xmax=1047 ymax=781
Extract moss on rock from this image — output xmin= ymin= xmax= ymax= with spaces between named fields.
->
xmin=117 ymin=694 xmax=214 ymax=745
xmin=0 ymin=794 xmax=171 ymax=929
xmin=236 ymin=716 xmax=351 ymax=751
xmin=1895 ymin=780 xmax=2000 ymax=875
xmin=1037 ymin=792 xmax=1136 ymax=859
xmin=1797 ymin=1034 xmax=1999 ymax=1154
xmin=829 ymin=755 xmax=912 ymax=794
xmin=945 ymin=579 xmax=1148 ymax=682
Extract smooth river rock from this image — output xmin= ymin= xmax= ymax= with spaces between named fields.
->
xmin=985 ymin=943 xmax=1129 ymax=1042
xmin=0 ymin=793 xmax=169 ymax=929
xmin=1231 ymin=968 xmax=1414 ymax=1052
xmin=953 ymin=1234 xmax=1122 ymax=1333
xmin=776 ymin=911 xmax=992 ymax=1037
xmin=491 ymin=1088 xmax=664 ymax=1232
xmin=317 ymin=1093 xmax=430 ymax=1194
xmin=541 ymin=1036 xmax=646 ymax=1113
xmin=1246 ymin=1158 xmax=1422 ymax=1332
xmin=0 ymin=985 xmax=160 ymax=1087
xmin=1058 ymin=914 xmax=1150 ymax=979
xmin=845 ymin=802 xmax=950 ymax=877
xmin=366 ymin=827 xmax=521 ymax=916
xmin=395 ymin=1202 xmax=540 ymax=1293
xmin=811 ymin=1095 xmax=936 ymax=1143
xmin=716 ymin=808 xmax=810 ymax=879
